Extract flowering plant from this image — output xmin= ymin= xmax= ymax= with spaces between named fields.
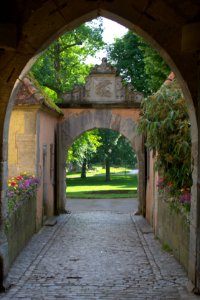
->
xmin=6 ymin=172 xmax=40 ymax=219
xmin=157 ymin=176 xmax=191 ymax=212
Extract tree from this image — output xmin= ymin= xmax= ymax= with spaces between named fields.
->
xmin=110 ymin=135 xmax=137 ymax=168
xmin=31 ymin=18 xmax=105 ymax=102
xmin=67 ymin=130 xmax=102 ymax=178
xmin=95 ymin=129 xmax=121 ymax=181
xmin=91 ymin=129 xmax=137 ymax=181
xmin=107 ymin=31 xmax=170 ymax=96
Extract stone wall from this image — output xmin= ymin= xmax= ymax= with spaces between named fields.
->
xmin=36 ymin=110 xmax=58 ymax=229
xmin=5 ymin=195 xmax=36 ymax=267
xmin=157 ymin=195 xmax=190 ymax=272
xmin=145 ymin=153 xmax=190 ymax=272
xmin=8 ymin=108 xmax=37 ymax=176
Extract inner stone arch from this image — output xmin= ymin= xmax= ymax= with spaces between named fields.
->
xmin=56 ymin=109 xmax=145 ymax=215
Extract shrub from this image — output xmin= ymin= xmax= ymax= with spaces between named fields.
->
xmin=6 ymin=172 xmax=40 ymax=220
xmin=138 ymin=79 xmax=192 ymax=211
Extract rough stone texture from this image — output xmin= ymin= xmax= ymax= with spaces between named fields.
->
xmin=0 ymin=0 xmax=199 ymax=289
xmin=8 ymin=108 xmax=38 ymax=176
xmin=157 ymin=196 xmax=190 ymax=273
xmin=60 ymin=58 xmax=143 ymax=106
xmin=6 ymin=196 xmax=36 ymax=268
xmin=0 ymin=209 xmax=198 ymax=300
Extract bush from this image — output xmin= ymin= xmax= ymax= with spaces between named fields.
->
xmin=6 ymin=172 xmax=40 ymax=220
xmin=138 ymin=79 xmax=192 ymax=210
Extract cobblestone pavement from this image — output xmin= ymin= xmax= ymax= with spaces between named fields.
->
xmin=0 ymin=210 xmax=199 ymax=299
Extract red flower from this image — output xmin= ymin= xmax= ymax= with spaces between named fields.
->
xmin=11 ymin=181 xmax=16 ymax=187
xmin=16 ymin=175 xmax=23 ymax=180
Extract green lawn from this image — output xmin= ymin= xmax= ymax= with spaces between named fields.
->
xmin=66 ymin=173 xmax=138 ymax=199
xmin=67 ymin=166 xmax=133 ymax=178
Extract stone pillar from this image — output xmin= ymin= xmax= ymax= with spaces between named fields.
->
xmin=194 ymin=51 xmax=200 ymax=293
xmin=0 ymin=163 xmax=9 ymax=291
xmin=56 ymin=124 xmax=67 ymax=214
xmin=182 ymin=22 xmax=200 ymax=292
xmin=0 ymin=79 xmax=22 ymax=290
xmin=137 ymin=143 xmax=146 ymax=216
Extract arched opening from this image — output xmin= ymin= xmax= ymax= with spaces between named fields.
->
xmin=65 ymin=128 xmax=138 ymax=213
xmin=0 ymin=6 xmax=199 ymax=291
xmin=57 ymin=109 xmax=145 ymax=216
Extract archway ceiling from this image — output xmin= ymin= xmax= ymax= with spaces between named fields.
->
xmin=0 ymin=0 xmax=200 ymax=104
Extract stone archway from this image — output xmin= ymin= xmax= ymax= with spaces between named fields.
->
xmin=0 ymin=1 xmax=199 ymax=290
xmin=56 ymin=109 xmax=145 ymax=215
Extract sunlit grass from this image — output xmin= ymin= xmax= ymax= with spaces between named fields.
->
xmin=66 ymin=173 xmax=138 ymax=199
xmin=67 ymin=166 xmax=134 ymax=178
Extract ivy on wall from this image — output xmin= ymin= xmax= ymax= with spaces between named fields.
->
xmin=138 ymin=78 xmax=192 ymax=210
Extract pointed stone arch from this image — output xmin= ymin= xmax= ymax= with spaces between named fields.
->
xmin=0 ymin=1 xmax=199 ymax=290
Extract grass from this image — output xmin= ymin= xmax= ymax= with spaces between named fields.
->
xmin=66 ymin=172 xmax=138 ymax=199
xmin=161 ymin=243 xmax=173 ymax=253
xmin=67 ymin=166 xmax=134 ymax=178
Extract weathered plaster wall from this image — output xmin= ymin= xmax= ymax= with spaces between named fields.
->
xmin=36 ymin=110 xmax=59 ymax=229
xmin=6 ymin=195 xmax=36 ymax=268
xmin=146 ymin=152 xmax=190 ymax=272
xmin=7 ymin=107 xmax=37 ymax=269
xmin=62 ymin=108 xmax=141 ymax=123
xmin=8 ymin=106 xmax=59 ymax=231
xmin=8 ymin=108 xmax=37 ymax=176
xmin=146 ymin=151 xmax=155 ymax=225
xmin=157 ymin=196 xmax=190 ymax=272
xmin=145 ymin=152 xmax=159 ymax=230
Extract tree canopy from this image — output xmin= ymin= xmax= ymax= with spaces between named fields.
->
xmin=31 ymin=18 xmax=105 ymax=102
xmin=67 ymin=130 xmax=102 ymax=178
xmin=67 ymin=128 xmax=137 ymax=180
xmin=107 ymin=31 xmax=170 ymax=96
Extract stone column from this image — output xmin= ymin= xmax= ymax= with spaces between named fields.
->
xmin=56 ymin=124 xmax=67 ymax=214
xmin=138 ymin=139 xmax=146 ymax=216
xmin=182 ymin=22 xmax=200 ymax=292
xmin=194 ymin=51 xmax=200 ymax=293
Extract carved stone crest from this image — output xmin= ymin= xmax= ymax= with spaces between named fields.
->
xmin=61 ymin=58 xmax=143 ymax=106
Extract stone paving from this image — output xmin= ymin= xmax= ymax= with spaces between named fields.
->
xmin=0 ymin=206 xmax=199 ymax=299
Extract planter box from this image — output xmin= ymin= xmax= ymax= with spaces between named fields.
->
xmin=157 ymin=195 xmax=190 ymax=272
xmin=6 ymin=196 xmax=36 ymax=266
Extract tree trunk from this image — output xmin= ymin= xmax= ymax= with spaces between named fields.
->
xmin=105 ymin=157 xmax=111 ymax=182
xmin=81 ymin=159 xmax=87 ymax=179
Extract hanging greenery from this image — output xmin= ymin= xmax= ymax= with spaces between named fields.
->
xmin=138 ymin=78 xmax=192 ymax=210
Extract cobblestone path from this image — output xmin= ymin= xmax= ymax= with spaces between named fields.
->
xmin=0 ymin=211 xmax=198 ymax=299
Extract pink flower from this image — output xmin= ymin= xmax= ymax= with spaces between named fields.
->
xmin=180 ymin=192 xmax=191 ymax=204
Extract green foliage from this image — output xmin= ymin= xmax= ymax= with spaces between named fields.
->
xmin=91 ymin=129 xmax=137 ymax=167
xmin=107 ymin=31 xmax=170 ymax=96
xmin=67 ymin=130 xmax=102 ymax=170
xmin=6 ymin=173 xmax=40 ymax=230
xmin=138 ymin=80 xmax=192 ymax=197
xmin=68 ymin=129 xmax=137 ymax=170
xmin=161 ymin=243 xmax=172 ymax=253
xmin=27 ymin=73 xmax=63 ymax=114
xmin=140 ymin=45 xmax=170 ymax=94
xmin=31 ymin=18 xmax=105 ymax=102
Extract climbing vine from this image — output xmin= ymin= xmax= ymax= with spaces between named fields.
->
xmin=138 ymin=79 xmax=192 ymax=210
